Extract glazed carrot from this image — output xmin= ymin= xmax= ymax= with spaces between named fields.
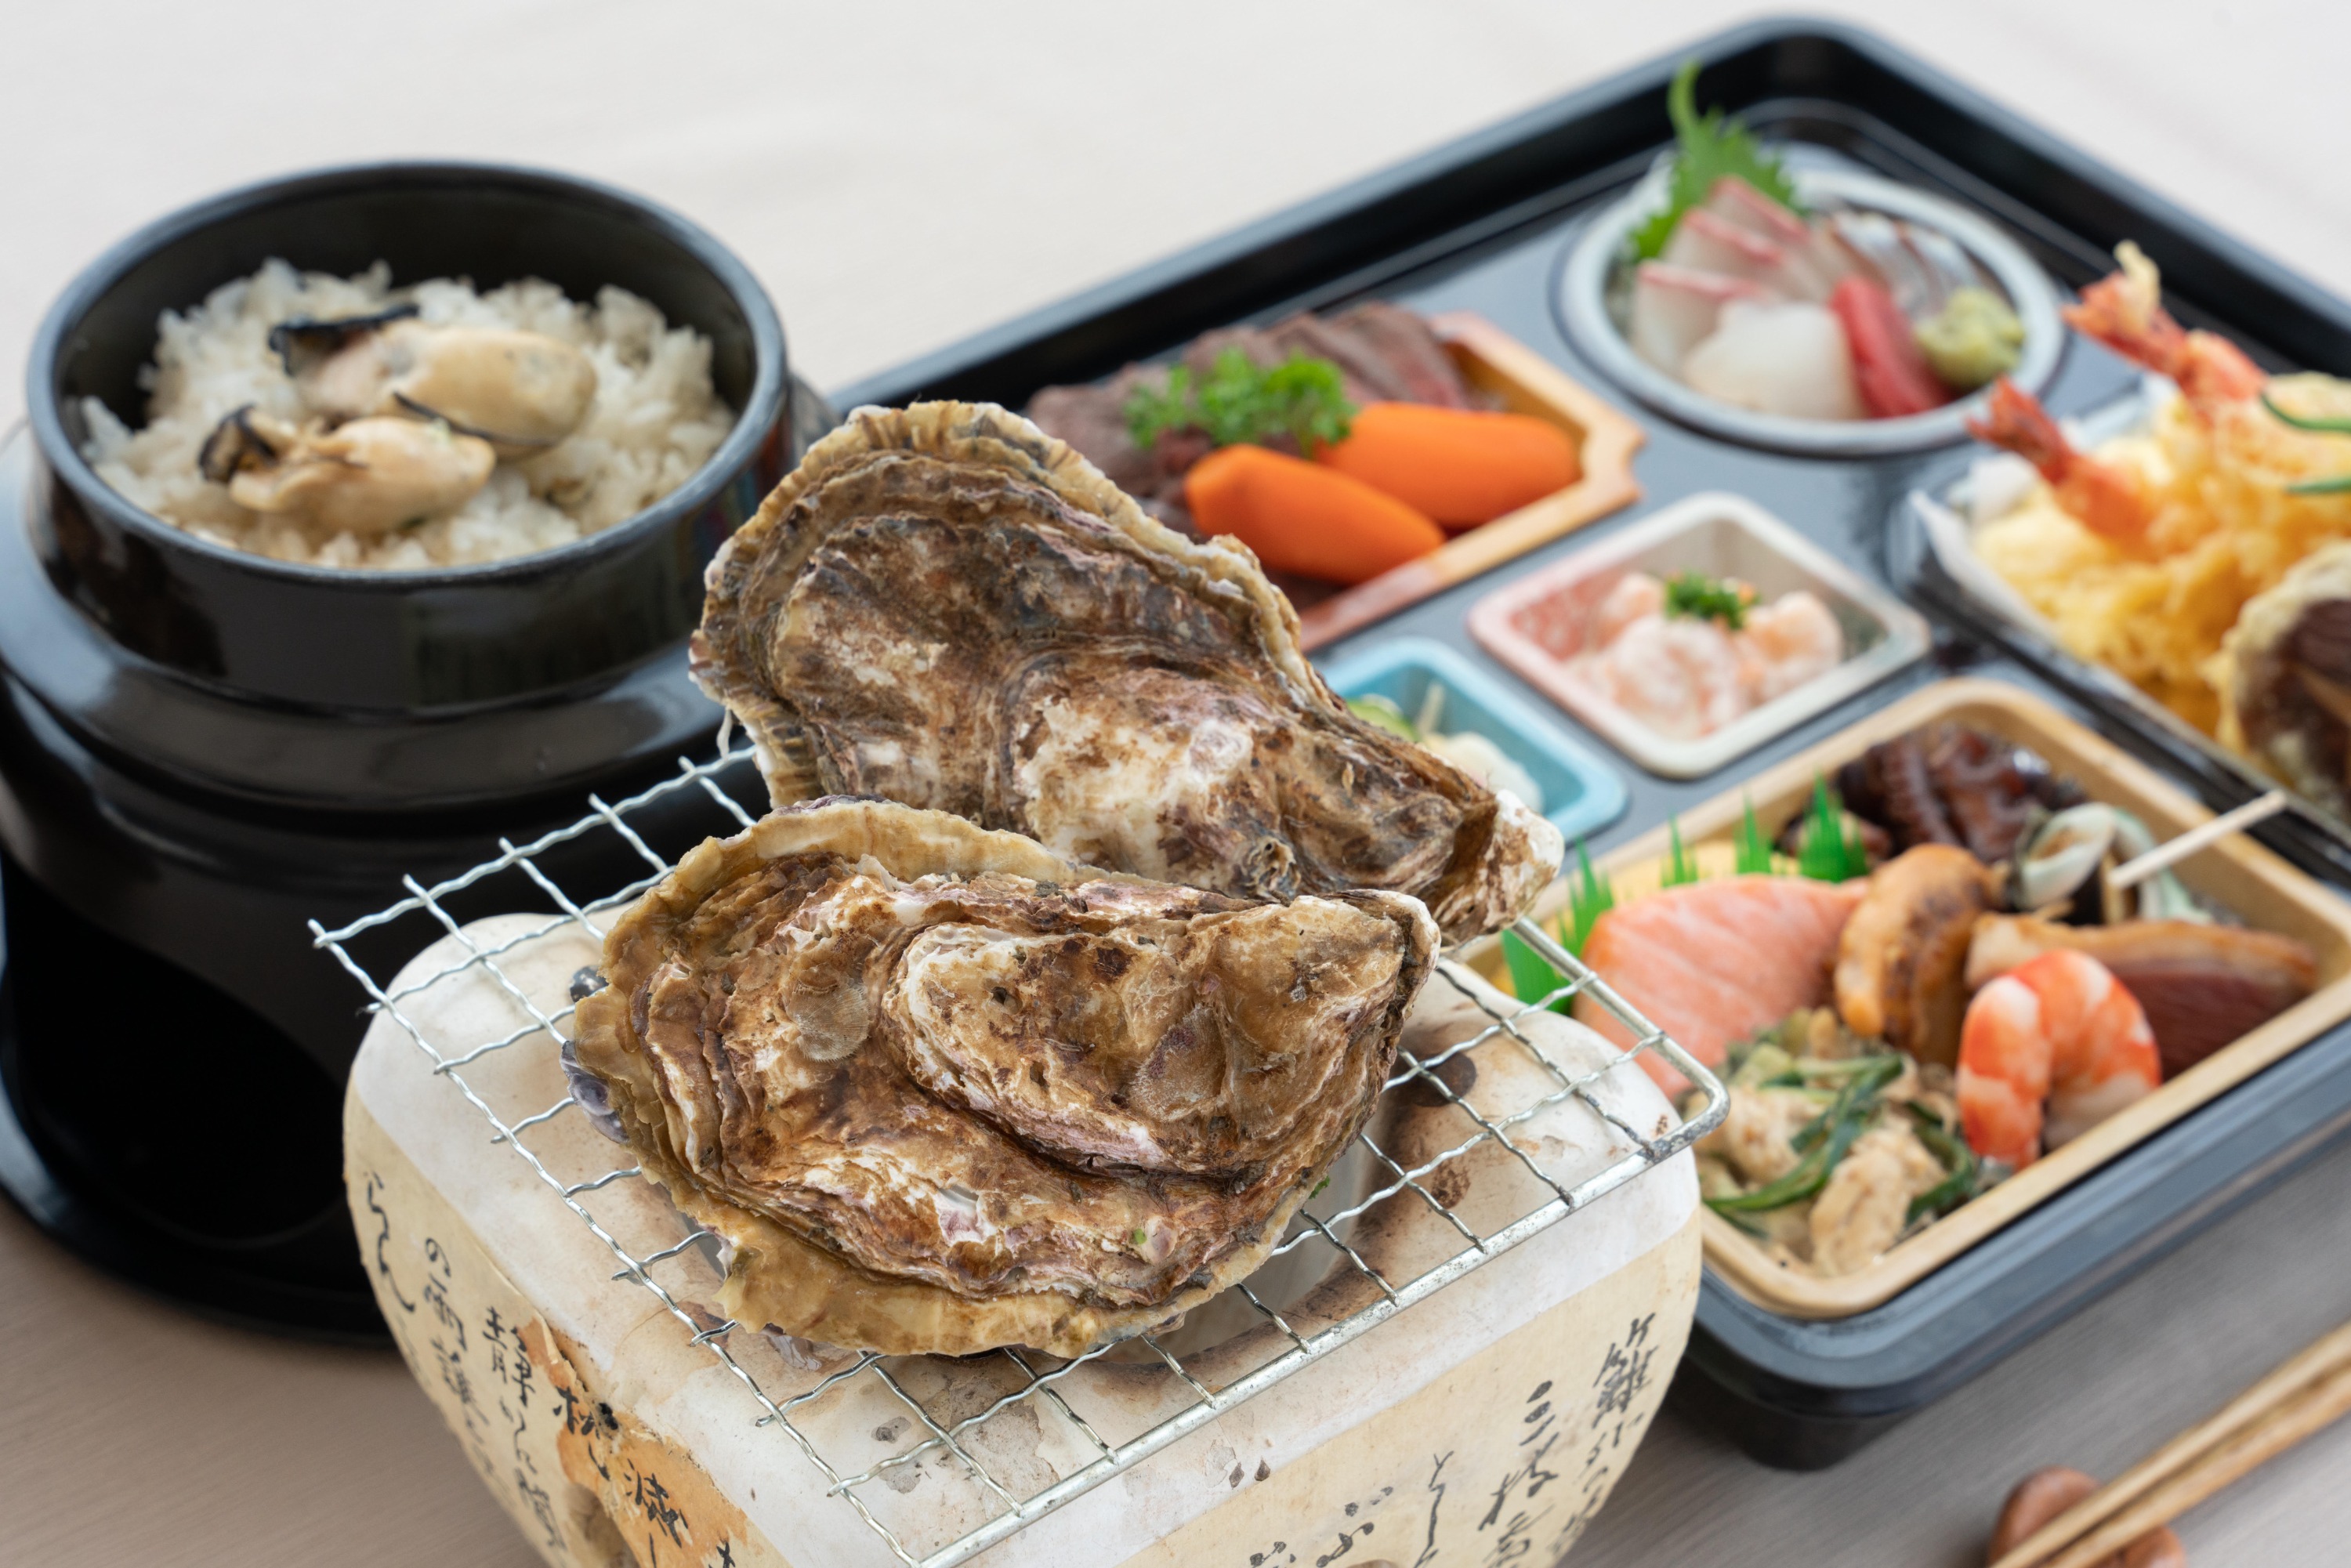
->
xmin=1315 ymin=402 xmax=1581 ymax=531
xmin=1186 ymin=444 xmax=1444 ymax=585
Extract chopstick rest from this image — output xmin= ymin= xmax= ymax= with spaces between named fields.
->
xmin=1990 ymin=1319 xmax=2351 ymax=1568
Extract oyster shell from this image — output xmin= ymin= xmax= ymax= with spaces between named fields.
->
xmin=567 ymin=796 xmax=1437 ymax=1356
xmin=690 ymin=401 xmax=1562 ymax=942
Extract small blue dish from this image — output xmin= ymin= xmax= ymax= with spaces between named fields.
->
xmin=1319 ymin=636 xmax=1628 ymax=846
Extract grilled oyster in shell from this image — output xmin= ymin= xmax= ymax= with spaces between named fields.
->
xmin=690 ymin=401 xmax=1561 ymax=943
xmin=568 ymin=796 xmax=1437 ymax=1356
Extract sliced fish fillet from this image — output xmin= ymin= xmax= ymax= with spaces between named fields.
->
xmin=1573 ymin=875 xmax=1867 ymax=1094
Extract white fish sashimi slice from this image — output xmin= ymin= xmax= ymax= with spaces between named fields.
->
xmin=1629 ymin=262 xmax=1777 ymax=374
xmin=1703 ymin=176 xmax=1860 ymax=297
xmin=1665 ymin=209 xmax=1830 ymax=301
xmin=1827 ymin=211 xmax=1936 ymax=317
xmin=1704 ymin=176 xmax=1811 ymax=248
xmin=1682 ymin=300 xmax=1865 ymax=422
xmin=1798 ymin=225 xmax=1863 ymax=295
xmin=1901 ymin=223 xmax=1983 ymax=315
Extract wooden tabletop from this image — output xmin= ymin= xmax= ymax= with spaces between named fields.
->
xmin=4 ymin=4 xmax=2349 ymax=1564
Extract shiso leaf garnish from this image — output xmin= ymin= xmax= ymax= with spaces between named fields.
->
xmin=1629 ymin=59 xmax=1802 ymax=263
xmin=1125 ymin=349 xmax=1356 ymax=454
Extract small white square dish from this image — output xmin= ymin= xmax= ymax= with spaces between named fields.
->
xmin=1468 ymin=491 xmax=1931 ymax=777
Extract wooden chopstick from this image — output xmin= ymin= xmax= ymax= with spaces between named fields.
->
xmin=1989 ymin=1320 xmax=2351 ymax=1568
xmin=2106 ymin=788 xmax=2291 ymax=890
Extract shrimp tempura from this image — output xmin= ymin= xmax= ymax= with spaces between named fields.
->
xmin=1966 ymin=378 xmax=2153 ymax=542
xmin=2064 ymin=241 xmax=2265 ymax=417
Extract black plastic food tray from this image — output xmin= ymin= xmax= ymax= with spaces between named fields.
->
xmin=832 ymin=18 xmax=2351 ymax=1468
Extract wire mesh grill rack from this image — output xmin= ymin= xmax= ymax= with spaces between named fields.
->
xmin=313 ymin=744 xmax=1727 ymax=1568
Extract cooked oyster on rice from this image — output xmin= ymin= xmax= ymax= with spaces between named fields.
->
xmin=270 ymin=304 xmax=599 ymax=456
xmin=568 ymin=796 xmax=1436 ymax=1356
xmin=197 ymin=406 xmax=495 ymax=535
xmin=690 ymin=401 xmax=1563 ymax=943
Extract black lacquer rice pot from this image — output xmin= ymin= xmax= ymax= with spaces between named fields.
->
xmin=0 ymin=162 xmax=806 ymax=1336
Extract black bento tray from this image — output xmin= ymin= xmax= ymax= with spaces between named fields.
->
xmin=832 ymin=19 xmax=2351 ymax=1468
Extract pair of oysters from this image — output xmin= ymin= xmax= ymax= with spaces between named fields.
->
xmin=569 ymin=404 xmax=1563 ymax=1356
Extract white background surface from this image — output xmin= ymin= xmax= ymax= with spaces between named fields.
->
xmin=4 ymin=2 xmax=2349 ymax=1563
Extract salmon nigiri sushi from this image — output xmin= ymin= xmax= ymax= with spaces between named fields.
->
xmin=1574 ymin=875 xmax=1866 ymax=1094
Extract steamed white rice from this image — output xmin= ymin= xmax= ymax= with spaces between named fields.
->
xmin=80 ymin=259 xmax=734 ymax=570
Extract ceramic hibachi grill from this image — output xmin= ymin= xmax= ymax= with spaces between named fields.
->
xmin=327 ymin=741 xmax=1718 ymax=1568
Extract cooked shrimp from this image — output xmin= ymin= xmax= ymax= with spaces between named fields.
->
xmin=1967 ymin=378 xmax=2155 ymax=543
xmin=1735 ymin=588 xmax=1843 ymax=702
xmin=1958 ymin=949 xmax=2161 ymax=1168
xmin=2064 ymin=241 xmax=2265 ymax=419
xmin=1590 ymin=570 xmax=1665 ymax=646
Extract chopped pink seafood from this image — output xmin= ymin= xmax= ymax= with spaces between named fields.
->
xmin=1588 ymin=570 xmax=1666 ymax=649
xmin=1737 ymin=590 xmax=1844 ymax=701
xmin=1556 ymin=574 xmax=1848 ymax=741
xmin=1628 ymin=262 xmax=1777 ymax=374
xmin=1570 ymin=612 xmax=1750 ymax=739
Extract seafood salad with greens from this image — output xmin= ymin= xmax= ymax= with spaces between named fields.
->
xmin=1614 ymin=62 xmax=2027 ymax=424
xmin=1508 ymin=722 xmax=2319 ymax=1278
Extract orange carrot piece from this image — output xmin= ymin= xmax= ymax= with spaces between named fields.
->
xmin=1316 ymin=402 xmax=1581 ymax=531
xmin=1185 ymin=444 xmax=1444 ymax=585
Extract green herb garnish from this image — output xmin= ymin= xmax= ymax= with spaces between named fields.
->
xmin=1733 ymin=797 xmax=1775 ymax=876
xmin=2260 ymin=388 xmax=2351 ymax=494
xmin=2260 ymin=388 xmax=2351 ymax=435
xmin=1705 ymin=1113 xmax=1865 ymax=1214
xmin=1629 ymin=59 xmax=1802 ymax=263
xmin=1789 ymin=1055 xmax=1903 ymax=1154
xmin=1794 ymin=777 xmax=1870 ymax=882
xmin=1661 ymin=570 xmax=1751 ymax=629
xmin=1902 ymin=1101 xmax=1980 ymax=1224
xmin=1662 ymin=818 xmax=1703 ymax=888
xmin=1124 ymin=348 xmax=1356 ymax=454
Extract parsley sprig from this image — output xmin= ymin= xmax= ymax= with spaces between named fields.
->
xmin=1125 ymin=349 xmax=1356 ymax=454
xmin=1661 ymin=570 xmax=1753 ymax=629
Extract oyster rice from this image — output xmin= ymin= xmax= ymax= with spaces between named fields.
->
xmin=81 ymin=259 xmax=733 ymax=570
